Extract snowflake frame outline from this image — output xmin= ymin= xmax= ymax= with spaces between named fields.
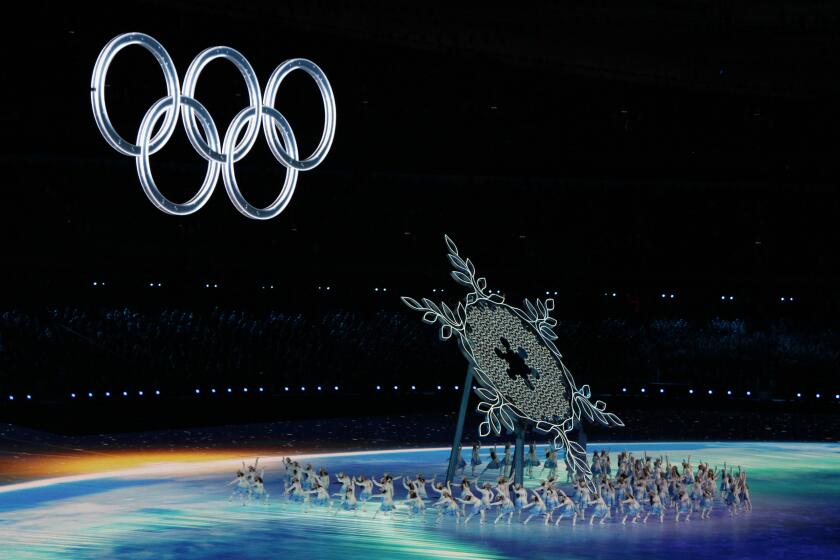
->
xmin=402 ymin=235 xmax=624 ymax=489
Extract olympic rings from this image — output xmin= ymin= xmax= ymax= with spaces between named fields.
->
xmin=90 ymin=32 xmax=336 ymax=220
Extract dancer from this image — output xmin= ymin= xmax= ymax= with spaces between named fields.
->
xmin=371 ymin=486 xmax=396 ymax=519
xmin=644 ymin=491 xmax=664 ymax=523
xmin=675 ymin=490 xmax=692 ymax=522
xmin=436 ymin=492 xmax=462 ymax=522
xmin=542 ymin=448 xmax=558 ymax=480
xmin=699 ymin=488 xmax=714 ymax=519
xmin=479 ymin=448 xmax=502 ymax=478
xmin=470 ymin=443 xmax=482 ymax=477
xmin=553 ymin=489 xmax=578 ymax=525
xmin=404 ymin=490 xmax=426 ymax=519
xmin=251 ymin=470 xmax=269 ymax=505
xmin=228 ymin=467 xmax=251 ymax=505
xmin=526 ymin=443 xmax=541 ymax=478
xmin=513 ymin=483 xmax=529 ymax=518
xmin=354 ymin=475 xmax=374 ymax=511
xmin=621 ymin=492 xmax=642 ymax=524
xmin=284 ymin=477 xmax=306 ymax=504
xmin=522 ymin=492 xmax=550 ymax=525
xmin=306 ymin=482 xmax=331 ymax=513
xmin=333 ymin=486 xmax=358 ymax=515
xmin=492 ymin=490 xmax=516 ymax=525
xmin=588 ymin=493 xmax=610 ymax=525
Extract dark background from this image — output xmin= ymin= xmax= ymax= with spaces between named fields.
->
xmin=1 ymin=1 xmax=839 ymax=434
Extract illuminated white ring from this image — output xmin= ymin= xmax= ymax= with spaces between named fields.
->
xmin=136 ymin=96 xmax=221 ymax=216
xmin=91 ymin=32 xmax=180 ymax=157
xmin=262 ymin=59 xmax=336 ymax=171
xmin=222 ymin=106 xmax=299 ymax=220
xmin=91 ymin=33 xmax=336 ymax=219
xmin=181 ymin=46 xmax=262 ymax=164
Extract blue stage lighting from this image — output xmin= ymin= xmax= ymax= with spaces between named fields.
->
xmin=746 ymin=391 xmax=752 ymax=396
xmin=8 ymin=395 xmax=13 ymax=401
xmin=796 ymin=392 xmax=802 ymax=398
xmin=71 ymin=393 xmax=76 ymax=398
xmin=727 ymin=390 xmax=732 ymax=395
xmin=689 ymin=389 xmax=694 ymax=394
xmin=437 ymin=385 xmax=442 ymax=390
xmin=300 ymin=386 xmax=305 ymax=391
xmin=243 ymin=387 xmax=248 ymax=392
xmin=259 ymin=387 xmax=264 ymax=392
xmin=284 ymin=387 xmax=289 ymax=392
xmin=155 ymin=390 xmax=160 ymax=395
xmin=411 ymin=385 xmax=416 ymax=390
xmin=105 ymin=392 xmax=111 ymax=397
xmin=227 ymin=388 xmax=232 ymax=393
xmin=26 ymin=395 xmax=31 ymax=400
xmin=376 ymin=385 xmax=381 ymax=390
xmin=816 ymin=393 xmax=821 ymax=398
xmin=195 ymin=389 xmax=200 ymax=394
xmin=708 ymin=389 xmax=713 ymax=395
xmin=622 ymin=387 xmax=627 ymax=392
xmin=455 ymin=385 xmax=459 ymax=390
xmin=88 ymin=392 xmax=93 ymax=398
xmin=123 ymin=391 xmax=128 ymax=396
xmin=333 ymin=386 xmax=338 ymax=391
xmin=659 ymin=388 xmax=664 ymax=394
xmin=393 ymin=385 xmax=399 ymax=390
xmin=138 ymin=391 xmax=143 ymax=396
xmin=640 ymin=388 xmax=646 ymax=393
xmin=211 ymin=388 xmax=217 ymax=393
xmin=317 ymin=386 xmax=322 ymax=391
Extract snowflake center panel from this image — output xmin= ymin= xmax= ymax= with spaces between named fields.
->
xmin=464 ymin=302 xmax=571 ymax=423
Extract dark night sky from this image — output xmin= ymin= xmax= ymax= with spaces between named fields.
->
xmin=3 ymin=1 xmax=840 ymax=307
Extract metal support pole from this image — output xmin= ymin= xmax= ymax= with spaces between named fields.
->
xmin=446 ymin=365 xmax=475 ymax=484
xmin=512 ymin=422 xmax=526 ymax=485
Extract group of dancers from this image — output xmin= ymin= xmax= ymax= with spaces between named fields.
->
xmin=229 ymin=445 xmax=752 ymax=526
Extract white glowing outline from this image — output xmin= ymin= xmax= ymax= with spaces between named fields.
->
xmin=402 ymin=236 xmax=624 ymax=489
xmin=90 ymin=33 xmax=336 ymax=220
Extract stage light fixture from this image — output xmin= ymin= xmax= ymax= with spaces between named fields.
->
xmin=26 ymin=395 xmax=31 ymax=400
xmin=411 ymin=385 xmax=416 ymax=390
xmin=708 ymin=389 xmax=713 ymax=395
xmin=333 ymin=386 xmax=338 ymax=391
xmin=376 ymin=385 xmax=381 ymax=390
xmin=317 ymin=386 xmax=322 ymax=391
xmin=689 ymin=389 xmax=694 ymax=394
xmin=8 ymin=395 xmax=13 ymax=401
xmin=155 ymin=390 xmax=160 ymax=395
xmin=138 ymin=391 xmax=144 ymax=396
xmin=284 ymin=387 xmax=289 ymax=392
xmin=212 ymin=388 xmax=217 ymax=393
xmin=437 ymin=385 xmax=442 ymax=390
xmin=259 ymin=387 xmax=264 ymax=392
xmin=88 ymin=392 xmax=93 ymax=398
xmin=659 ymin=388 xmax=664 ymax=394
xmin=640 ymin=388 xmax=646 ymax=393
xmin=105 ymin=392 xmax=111 ymax=397
xmin=746 ymin=391 xmax=752 ymax=396
xmin=244 ymin=387 xmax=249 ymax=392
xmin=123 ymin=391 xmax=128 ymax=396
xmin=195 ymin=389 xmax=200 ymax=394
xmin=227 ymin=388 xmax=232 ymax=393
xmin=71 ymin=393 xmax=76 ymax=398
xmin=816 ymin=393 xmax=821 ymax=398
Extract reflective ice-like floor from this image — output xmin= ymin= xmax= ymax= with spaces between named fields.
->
xmin=0 ymin=442 xmax=838 ymax=559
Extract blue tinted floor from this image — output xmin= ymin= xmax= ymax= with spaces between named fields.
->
xmin=0 ymin=441 xmax=838 ymax=559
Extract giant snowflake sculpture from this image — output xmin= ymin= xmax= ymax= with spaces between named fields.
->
xmin=402 ymin=236 xmax=623 ymax=489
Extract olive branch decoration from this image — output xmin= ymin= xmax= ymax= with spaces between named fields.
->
xmin=402 ymin=235 xmax=623 ymax=490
